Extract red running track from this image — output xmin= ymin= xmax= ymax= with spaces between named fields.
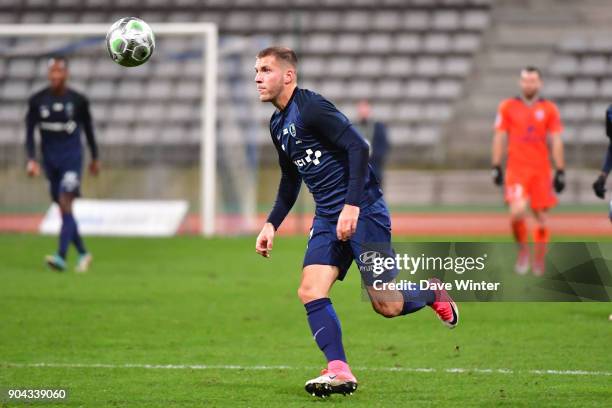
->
xmin=3 ymin=213 xmax=609 ymax=236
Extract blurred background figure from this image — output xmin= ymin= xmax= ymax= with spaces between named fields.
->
xmin=491 ymin=67 xmax=565 ymax=276
xmin=26 ymin=56 xmax=98 ymax=272
xmin=355 ymin=99 xmax=389 ymax=187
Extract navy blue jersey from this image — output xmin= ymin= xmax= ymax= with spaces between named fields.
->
xmin=268 ymin=88 xmax=381 ymax=224
xmin=25 ymin=87 xmax=98 ymax=166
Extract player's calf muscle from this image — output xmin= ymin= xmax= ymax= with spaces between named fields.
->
xmin=367 ymin=287 xmax=404 ymax=318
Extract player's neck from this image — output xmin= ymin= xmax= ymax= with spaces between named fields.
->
xmin=273 ymin=84 xmax=297 ymax=111
xmin=521 ymin=93 xmax=539 ymax=105
xmin=51 ymin=85 xmax=67 ymax=96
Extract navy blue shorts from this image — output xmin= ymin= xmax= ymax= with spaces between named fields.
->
xmin=43 ymin=161 xmax=82 ymax=203
xmin=303 ymin=197 xmax=398 ymax=286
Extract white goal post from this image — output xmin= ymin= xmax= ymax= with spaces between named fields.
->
xmin=0 ymin=23 xmax=219 ymax=236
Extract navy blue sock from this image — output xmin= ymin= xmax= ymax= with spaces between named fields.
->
xmin=305 ymin=298 xmax=347 ymax=363
xmin=71 ymin=216 xmax=87 ymax=255
xmin=58 ymin=213 xmax=75 ymax=259
xmin=399 ymin=287 xmax=435 ymax=315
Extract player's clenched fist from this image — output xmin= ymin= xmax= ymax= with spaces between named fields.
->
xmin=26 ymin=159 xmax=40 ymax=177
xmin=255 ymin=222 xmax=276 ymax=258
xmin=337 ymin=204 xmax=360 ymax=241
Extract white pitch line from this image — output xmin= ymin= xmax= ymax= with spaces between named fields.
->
xmin=2 ymin=362 xmax=611 ymax=377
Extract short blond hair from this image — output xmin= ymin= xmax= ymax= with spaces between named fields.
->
xmin=257 ymin=46 xmax=298 ymax=69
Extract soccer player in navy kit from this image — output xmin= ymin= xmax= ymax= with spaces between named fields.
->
xmin=25 ymin=56 xmax=99 ymax=272
xmin=253 ymin=47 xmax=459 ymax=397
xmin=592 ymin=105 xmax=612 ymax=201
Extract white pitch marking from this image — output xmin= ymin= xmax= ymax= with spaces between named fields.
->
xmin=2 ymin=362 xmax=611 ymax=377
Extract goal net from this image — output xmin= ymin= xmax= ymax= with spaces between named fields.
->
xmin=0 ymin=22 xmax=266 ymax=236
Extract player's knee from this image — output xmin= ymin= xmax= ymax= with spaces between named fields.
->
xmin=297 ymin=284 xmax=326 ymax=304
xmin=372 ymin=301 xmax=402 ymax=318
xmin=58 ymin=194 xmax=74 ymax=214
xmin=532 ymin=211 xmax=547 ymax=226
xmin=510 ymin=204 xmax=527 ymax=220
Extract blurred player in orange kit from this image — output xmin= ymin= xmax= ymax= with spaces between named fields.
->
xmin=491 ymin=66 xmax=565 ymax=276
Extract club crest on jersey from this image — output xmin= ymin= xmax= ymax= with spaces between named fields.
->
xmin=535 ymin=109 xmax=545 ymax=121
xmin=283 ymin=123 xmax=298 ymax=139
xmin=52 ymin=102 xmax=64 ymax=112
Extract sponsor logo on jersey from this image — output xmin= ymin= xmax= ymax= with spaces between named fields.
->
xmin=40 ymin=120 xmax=77 ymax=134
xmin=359 ymin=251 xmax=381 ymax=265
xmin=294 ymin=149 xmax=322 ymax=167
xmin=358 ymin=250 xmax=386 ymax=277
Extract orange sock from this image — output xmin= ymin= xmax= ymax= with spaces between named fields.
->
xmin=533 ymin=226 xmax=549 ymax=264
xmin=511 ymin=219 xmax=528 ymax=245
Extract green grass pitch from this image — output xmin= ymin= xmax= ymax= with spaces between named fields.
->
xmin=1 ymin=234 xmax=611 ymax=407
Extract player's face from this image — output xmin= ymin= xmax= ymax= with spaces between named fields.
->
xmin=254 ymin=56 xmax=286 ymax=102
xmin=48 ymin=60 xmax=68 ymax=91
xmin=519 ymin=71 xmax=541 ymax=100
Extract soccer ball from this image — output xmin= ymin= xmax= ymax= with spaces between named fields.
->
xmin=106 ymin=17 xmax=155 ymax=67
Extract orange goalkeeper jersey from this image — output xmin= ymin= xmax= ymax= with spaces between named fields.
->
xmin=494 ymin=97 xmax=562 ymax=171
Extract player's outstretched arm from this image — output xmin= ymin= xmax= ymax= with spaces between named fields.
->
xmin=25 ymin=96 xmax=39 ymax=177
xmin=332 ymin=128 xmax=368 ymax=241
xmin=301 ymin=97 xmax=369 ymax=241
xmin=258 ymin=137 xmax=302 ymax=257
xmin=81 ymin=95 xmax=100 ymax=176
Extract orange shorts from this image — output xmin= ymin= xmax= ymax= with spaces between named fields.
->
xmin=504 ymin=167 xmax=557 ymax=210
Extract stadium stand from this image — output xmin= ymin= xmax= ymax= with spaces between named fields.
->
xmin=0 ymin=0 xmax=492 ymax=168
xmin=549 ymin=36 xmax=612 ymax=146
xmin=2 ymin=0 xmax=607 ymax=206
